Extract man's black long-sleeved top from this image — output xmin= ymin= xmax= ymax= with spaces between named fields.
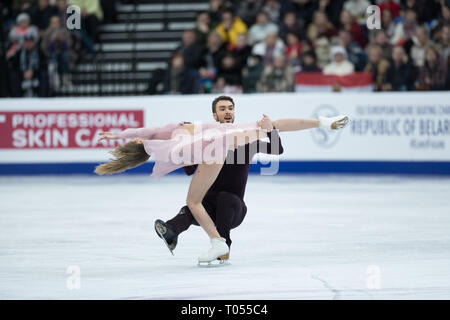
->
xmin=183 ymin=129 xmax=284 ymax=200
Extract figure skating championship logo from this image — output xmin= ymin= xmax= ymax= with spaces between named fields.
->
xmin=311 ymin=105 xmax=342 ymax=148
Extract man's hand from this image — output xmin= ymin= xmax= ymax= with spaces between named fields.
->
xmin=259 ymin=114 xmax=274 ymax=131
xmin=98 ymin=131 xmax=118 ymax=141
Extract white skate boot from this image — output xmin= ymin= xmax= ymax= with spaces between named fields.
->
xmin=318 ymin=115 xmax=349 ymax=130
xmin=198 ymin=237 xmax=229 ymax=266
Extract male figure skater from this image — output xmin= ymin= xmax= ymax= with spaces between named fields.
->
xmin=154 ymin=95 xmax=284 ymax=261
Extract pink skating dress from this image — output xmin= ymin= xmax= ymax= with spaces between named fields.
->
xmin=115 ymin=121 xmax=259 ymax=178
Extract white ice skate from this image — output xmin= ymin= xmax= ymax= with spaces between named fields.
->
xmin=198 ymin=237 xmax=229 ymax=267
xmin=318 ymin=115 xmax=349 ymax=130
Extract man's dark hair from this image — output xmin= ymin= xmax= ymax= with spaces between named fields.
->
xmin=212 ymin=96 xmax=234 ymax=114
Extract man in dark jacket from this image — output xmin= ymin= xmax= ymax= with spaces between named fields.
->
xmin=155 ymin=96 xmax=284 ymax=261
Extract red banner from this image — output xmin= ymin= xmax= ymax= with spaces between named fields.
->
xmin=0 ymin=110 xmax=144 ymax=149
xmin=295 ymin=72 xmax=373 ymax=92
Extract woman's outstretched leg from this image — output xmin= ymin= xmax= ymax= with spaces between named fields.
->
xmin=186 ymin=162 xmax=230 ymax=263
xmin=186 ymin=163 xmax=223 ymax=239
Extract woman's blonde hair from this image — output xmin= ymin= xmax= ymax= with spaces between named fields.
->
xmin=94 ymin=140 xmax=150 ymax=175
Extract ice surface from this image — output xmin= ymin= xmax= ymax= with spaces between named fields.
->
xmin=1 ymin=174 xmax=449 ymax=299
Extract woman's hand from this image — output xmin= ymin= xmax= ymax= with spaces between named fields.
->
xmin=98 ymin=132 xmax=118 ymax=141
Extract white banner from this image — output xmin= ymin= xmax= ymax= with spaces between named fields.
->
xmin=0 ymin=92 xmax=449 ymax=163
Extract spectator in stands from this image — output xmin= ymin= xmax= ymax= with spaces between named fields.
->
xmin=313 ymin=36 xmax=332 ymax=69
xmin=410 ymin=26 xmax=432 ymax=67
xmin=339 ymin=9 xmax=367 ymax=49
xmin=194 ymin=11 xmax=211 ymax=46
xmin=299 ymin=50 xmax=322 ymax=72
xmin=56 ymin=0 xmax=69 ymax=27
xmin=435 ymin=24 xmax=450 ymax=62
xmin=215 ymin=8 xmax=247 ymax=46
xmin=417 ymin=45 xmax=448 ymax=90
xmin=11 ymin=0 xmax=33 ymax=17
xmin=248 ymin=11 xmax=278 ymax=45
xmin=41 ymin=15 xmax=72 ymax=89
xmin=307 ymin=11 xmax=336 ymax=45
xmin=216 ymin=52 xmax=243 ymax=91
xmin=432 ymin=3 xmax=450 ymax=40
xmin=390 ymin=8 xmax=418 ymax=46
xmin=230 ymin=33 xmax=252 ymax=69
xmin=262 ymin=0 xmax=281 ymax=24
xmin=337 ymin=29 xmax=366 ymax=71
xmin=235 ymin=0 xmax=264 ymax=27
xmin=7 ymin=12 xmax=39 ymax=59
xmin=252 ymin=31 xmax=285 ymax=66
xmin=28 ymin=0 xmax=58 ymax=31
xmin=364 ymin=45 xmax=390 ymax=91
xmin=242 ymin=54 xmax=264 ymax=93
xmin=285 ymin=32 xmax=302 ymax=71
xmin=199 ymin=31 xmax=226 ymax=91
xmin=279 ymin=11 xmax=303 ymax=43
xmin=70 ymin=0 xmax=103 ymax=43
xmin=343 ymin=0 xmax=371 ymax=25
xmin=373 ymin=30 xmax=393 ymax=60
xmin=381 ymin=8 xmax=396 ymax=39
xmin=412 ymin=0 xmax=441 ymax=25
xmin=307 ymin=9 xmax=337 ymax=67
xmin=383 ymin=46 xmax=417 ymax=91
xmin=10 ymin=32 xmax=48 ymax=97
xmin=56 ymin=0 xmax=82 ymax=62
xmin=202 ymin=30 xmax=227 ymax=71
xmin=323 ymin=46 xmax=355 ymax=75
xmin=168 ymin=52 xmax=198 ymax=94
xmin=208 ymin=0 xmax=225 ymax=28
xmin=280 ymin=0 xmax=317 ymax=31
xmin=316 ymin=0 xmax=346 ymax=27
xmin=177 ymin=29 xmax=204 ymax=71
xmin=257 ymin=54 xmax=294 ymax=92
xmin=378 ymin=0 xmax=400 ymax=18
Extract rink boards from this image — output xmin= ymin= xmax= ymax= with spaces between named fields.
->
xmin=0 ymin=92 xmax=449 ymax=175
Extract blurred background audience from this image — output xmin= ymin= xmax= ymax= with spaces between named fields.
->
xmin=1 ymin=0 xmax=449 ymax=97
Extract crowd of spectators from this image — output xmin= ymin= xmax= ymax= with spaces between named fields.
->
xmin=167 ymin=0 xmax=450 ymax=94
xmin=0 ymin=0 xmax=449 ymax=97
xmin=0 ymin=0 xmax=116 ymax=97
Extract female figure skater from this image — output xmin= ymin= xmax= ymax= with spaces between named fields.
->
xmin=95 ymin=114 xmax=348 ymax=263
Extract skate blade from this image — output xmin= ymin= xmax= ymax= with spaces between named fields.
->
xmin=332 ymin=116 xmax=349 ymax=130
xmin=154 ymin=221 xmax=174 ymax=256
xmin=197 ymin=259 xmax=230 ymax=268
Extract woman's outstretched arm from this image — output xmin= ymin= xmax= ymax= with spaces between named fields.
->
xmin=98 ymin=127 xmax=159 ymax=141
xmin=98 ymin=123 xmax=183 ymax=142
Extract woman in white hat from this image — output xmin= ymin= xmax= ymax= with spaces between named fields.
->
xmin=323 ymin=46 xmax=355 ymax=76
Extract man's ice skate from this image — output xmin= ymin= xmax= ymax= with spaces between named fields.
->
xmin=198 ymin=237 xmax=229 ymax=267
xmin=318 ymin=115 xmax=349 ymax=130
xmin=154 ymin=219 xmax=178 ymax=255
